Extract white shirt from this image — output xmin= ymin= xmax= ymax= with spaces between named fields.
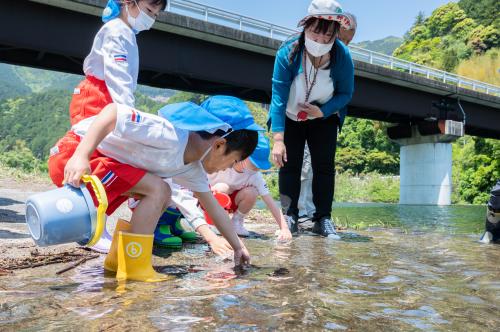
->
xmin=83 ymin=19 xmax=138 ymax=107
xmin=72 ymin=104 xmax=210 ymax=193
xmin=286 ymin=55 xmax=334 ymax=121
xmin=208 ymin=168 xmax=270 ymax=196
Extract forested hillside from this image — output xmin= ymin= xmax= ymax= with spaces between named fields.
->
xmin=393 ymin=0 xmax=499 ymax=84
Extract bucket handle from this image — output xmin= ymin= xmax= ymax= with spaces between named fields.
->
xmin=81 ymin=175 xmax=108 ymax=247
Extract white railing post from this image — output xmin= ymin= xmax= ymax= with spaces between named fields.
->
xmin=409 ymin=63 xmax=412 ymax=75
xmin=369 ymin=52 xmax=373 ymax=64
xmin=204 ymin=8 xmax=208 ymax=21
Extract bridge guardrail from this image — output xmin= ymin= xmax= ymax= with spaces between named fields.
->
xmin=167 ymin=0 xmax=500 ymax=98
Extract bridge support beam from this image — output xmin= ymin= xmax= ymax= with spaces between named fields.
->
xmin=393 ymin=125 xmax=460 ymax=205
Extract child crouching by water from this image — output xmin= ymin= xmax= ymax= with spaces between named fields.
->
xmin=209 ymin=134 xmax=293 ymax=241
xmin=49 ymin=96 xmax=261 ymax=282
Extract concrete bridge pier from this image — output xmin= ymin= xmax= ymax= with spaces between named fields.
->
xmin=390 ymin=122 xmax=463 ymax=205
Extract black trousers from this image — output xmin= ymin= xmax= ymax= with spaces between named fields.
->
xmin=279 ymin=115 xmax=339 ymax=220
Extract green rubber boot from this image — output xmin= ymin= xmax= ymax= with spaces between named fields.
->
xmin=153 ymin=225 xmax=183 ymax=249
xmin=171 ymin=219 xmax=198 ymax=243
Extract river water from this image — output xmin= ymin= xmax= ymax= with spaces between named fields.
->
xmin=1 ymin=204 xmax=499 ymax=331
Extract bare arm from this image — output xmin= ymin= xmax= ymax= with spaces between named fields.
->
xmin=64 ymin=103 xmax=118 ymax=187
xmin=196 ymin=191 xmax=250 ymax=265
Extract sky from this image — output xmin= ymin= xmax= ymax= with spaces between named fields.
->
xmin=194 ymin=0 xmax=456 ymax=42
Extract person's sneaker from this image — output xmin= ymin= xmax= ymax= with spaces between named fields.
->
xmin=232 ymin=213 xmax=250 ymax=237
xmin=312 ymin=217 xmax=341 ymax=239
xmin=286 ymin=214 xmax=299 ymax=234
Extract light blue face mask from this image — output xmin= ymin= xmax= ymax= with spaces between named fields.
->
xmin=102 ymin=0 xmax=121 ymax=23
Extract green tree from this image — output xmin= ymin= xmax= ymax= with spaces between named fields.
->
xmin=458 ymin=0 xmax=500 ymax=29
xmin=453 ymin=137 xmax=500 ymax=204
xmin=0 ymin=140 xmax=46 ymax=172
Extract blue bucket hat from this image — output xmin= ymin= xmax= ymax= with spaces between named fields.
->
xmin=102 ymin=0 xmax=121 ymax=23
xmin=158 ymin=102 xmax=231 ymax=133
xmin=249 ymin=133 xmax=272 ymax=170
xmin=201 ymin=96 xmax=264 ymax=132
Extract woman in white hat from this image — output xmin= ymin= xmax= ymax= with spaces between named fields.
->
xmin=268 ymin=0 xmax=354 ymax=238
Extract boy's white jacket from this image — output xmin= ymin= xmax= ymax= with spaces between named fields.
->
xmin=84 ymin=18 xmax=138 ymax=107
xmin=72 ymin=104 xmax=210 ymax=193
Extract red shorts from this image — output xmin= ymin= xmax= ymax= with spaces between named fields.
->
xmin=48 ymin=131 xmax=146 ymax=215
xmin=228 ymin=190 xmax=240 ymax=213
xmin=69 ymin=76 xmax=113 ymax=126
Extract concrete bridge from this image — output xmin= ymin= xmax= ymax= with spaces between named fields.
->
xmin=1 ymin=0 xmax=500 ymax=205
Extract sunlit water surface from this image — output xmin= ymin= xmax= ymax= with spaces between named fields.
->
xmin=1 ymin=204 xmax=499 ymax=331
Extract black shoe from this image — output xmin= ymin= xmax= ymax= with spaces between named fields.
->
xmin=312 ymin=217 xmax=341 ymax=239
xmin=286 ymin=214 xmax=299 ymax=234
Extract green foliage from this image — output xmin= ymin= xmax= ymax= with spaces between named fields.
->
xmin=12 ymin=65 xmax=82 ymax=93
xmin=426 ymin=3 xmax=468 ymax=36
xmin=458 ymin=0 xmax=500 ymax=29
xmin=452 ymin=137 xmax=500 ymax=205
xmin=336 ymin=118 xmax=399 ymax=175
xmin=264 ymin=172 xmax=400 ymax=204
xmin=352 ymin=36 xmax=404 ymax=55
xmin=0 ymin=90 xmax=72 ymax=160
xmin=263 ymin=173 xmax=279 ymax=200
xmin=166 ymin=91 xmax=207 ymax=105
xmin=0 ymin=64 xmax=31 ymax=99
xmin=394 ymin=0 xmax=498 ymax=75
xmin=135 ymin=93 xmax=163 ymax=114
xmin=0 ymin=140 xmax=47 ymax=172
xmin=0 ymin=89 xmax=163 ymax=161
xmin=335 ymin=173 xmax=400 ymax=203
xmin=468 ymin=24 xmax=500 ymax=54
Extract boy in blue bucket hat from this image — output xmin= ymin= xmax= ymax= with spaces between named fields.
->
xmin=209 ymin=133 xmax=293 ymax=241
xmin=56 ymin=95 xmax=261 ymax=282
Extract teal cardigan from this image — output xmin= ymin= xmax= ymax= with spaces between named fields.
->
xmin=268 ymin=35 xmax=354 ymax=132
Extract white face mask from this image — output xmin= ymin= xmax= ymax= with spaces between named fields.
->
xmin=305 ymin=36 xmax=334 ymax=57
xmin=126 ymin=1 xmax=155 ymax=34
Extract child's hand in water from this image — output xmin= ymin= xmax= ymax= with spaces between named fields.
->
xmin=277 ymin=228 xmax=293 ymax=242
xmin=234 ymin=246 xmax=251 ymax=266
xmin=64 ymin=154 xmax=91 ymax=187
xmin=208 ymin=236 xmax=233 ymax=256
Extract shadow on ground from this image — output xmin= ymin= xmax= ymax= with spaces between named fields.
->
xmin=0 ymin=197 xmax=25 ymax=223
xmin=0 ymin=229 xmax=30 ymax=239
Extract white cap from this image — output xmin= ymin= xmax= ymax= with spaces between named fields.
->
xmin=298 ymin=0 xmax=353 ymax=30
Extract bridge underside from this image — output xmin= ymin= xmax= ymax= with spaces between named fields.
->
xmin=1 ymin=0 xmax=499 ymax=139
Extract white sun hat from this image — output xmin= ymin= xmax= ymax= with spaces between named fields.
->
xmin=298 ymin=0 xmax=353 ymax=30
